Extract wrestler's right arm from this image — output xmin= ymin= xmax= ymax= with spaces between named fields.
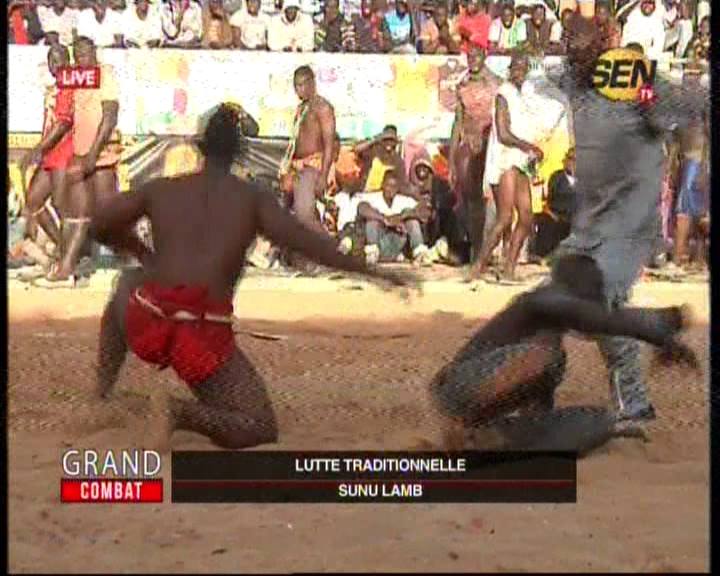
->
xmin=20 ymin=120 xmax=72 ymax=173
xmin=255 ymin=185 xmax=419 ymax=289
xmin=495 ymin=95 xmax=543 ymax=159
xmin=90 ymin=184 xmax=153 ymax=264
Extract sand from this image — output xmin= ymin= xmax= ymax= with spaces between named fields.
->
xmin=8 ymin=271 xmax=710 ymax=573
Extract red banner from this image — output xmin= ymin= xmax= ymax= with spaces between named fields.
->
xmin=60 ymin=479 xmax=164 ymax=504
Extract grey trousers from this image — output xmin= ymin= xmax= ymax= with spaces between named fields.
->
xmin=555 ymin=234 xmax=654 ymax=418
xmin=366 ymin=219 xmax=425 ymax=261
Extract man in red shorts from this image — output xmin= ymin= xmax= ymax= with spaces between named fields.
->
xmin=91 ymin=103 xmax=417 ymax=450
xmin=20 ymin=44 xmax=75 ymax=271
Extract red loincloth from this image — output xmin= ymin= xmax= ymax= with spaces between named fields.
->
xmin=125 ymin=283 xmax=235 ymax=386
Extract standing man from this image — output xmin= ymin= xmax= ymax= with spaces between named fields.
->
xmin=91 ymin=103 xmax=417 ymax=449
xmin=448 ymin=46 xmax=500 ymax=263
xmin=278 ymin=66 xmax=336 ymax=270
xmin=20 ymin=44 xmax=75 ymax=276
xmin=556 ymin=16 xmax=708 ymax=430
xmin=48 ymin=35 xmax=121 ymax=285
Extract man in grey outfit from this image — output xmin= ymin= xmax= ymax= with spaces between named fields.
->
xmin=555 ymin=16 xmax=708 ymax=429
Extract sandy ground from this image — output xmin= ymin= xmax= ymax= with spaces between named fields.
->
xmin=8 ymin=270 xmax=710 ymax=573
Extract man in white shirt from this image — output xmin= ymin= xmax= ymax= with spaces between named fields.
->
xmin=357 ymin=170 xmax=433 ymax=265
xmin=230 ymin=0 xmax=270 ymax=49
xmin=75 ymin=0 xmax=124 ymax=46
xmin=621 ymin=0 xmax=666 ymax=59
xmin=123 ymin=0 xmax=162 ymax=47
xmin=160 ymin=0 xmax=203 ymax=46
xmin=267 ymin=0 xmax=315 ymax=51
xmin=39 ymin=0 xmax=76 ymax=45
xmin=488 ymin=2 xmax=527 ymax=55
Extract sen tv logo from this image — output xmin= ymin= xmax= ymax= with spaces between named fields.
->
xmin=61 ymin=449 xmax=163 ymax=504
xmin=592 ymin=48 xmax=657 ymax=102
xmin=57 ymin=66 xmax=101 ymax=89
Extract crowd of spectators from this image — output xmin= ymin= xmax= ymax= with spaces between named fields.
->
xmin=7 ymin=0 xmax=711 ymax=68
xmin=7 ymin=0 xmax=710 ymax=278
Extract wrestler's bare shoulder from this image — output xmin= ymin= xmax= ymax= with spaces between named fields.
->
xmin=311 ymin=96 xmax=334 ymax=116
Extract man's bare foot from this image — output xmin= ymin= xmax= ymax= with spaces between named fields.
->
xmin=465 ymin=264 xmax=485 ymax=283
xmin=45 ymin=264 xmax=74 ymax=282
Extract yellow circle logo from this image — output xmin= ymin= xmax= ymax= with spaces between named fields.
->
xmin=592 ymin=48 xmax=657 ymax=102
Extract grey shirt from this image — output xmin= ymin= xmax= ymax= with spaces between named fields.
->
xmin=560 ymin=74 xmax=707 ymax=248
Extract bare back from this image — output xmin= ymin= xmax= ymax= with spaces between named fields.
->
xmin=142 ymin=172 xmax=260 ymax=299
xmin=294 ymin=96 xmax=334 ymax=159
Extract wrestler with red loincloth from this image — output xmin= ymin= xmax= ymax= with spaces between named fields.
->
xmin=20 ymin=44 xmax=75 ymax=271
xmin=91 ymin=103 xmax=418 ymax=450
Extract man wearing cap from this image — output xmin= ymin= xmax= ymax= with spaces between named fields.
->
xmin=267 ymin=0 xmax=315 ymax=51
xmin=354 ymin=126 xmax=406 ymax=192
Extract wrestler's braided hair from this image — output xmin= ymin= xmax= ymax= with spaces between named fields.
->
xmin=198 ymin=103 xmax=249 ymax=167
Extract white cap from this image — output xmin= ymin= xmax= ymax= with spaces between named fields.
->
xmin=284 ymin=0 xmax=301 ymax=9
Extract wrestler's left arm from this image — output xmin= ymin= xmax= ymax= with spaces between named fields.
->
xmin=316 ymin=101 xmax=337 ymax=196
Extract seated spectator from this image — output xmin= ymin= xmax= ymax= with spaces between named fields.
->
xmin=230 ymin=0 xmax=270 ymax=49
xmin=621 ymin=0 xmax=665 ymax=59
xmin=455 ymin=0 xmax=491 ymax=52
xmin=123 ymin=0 xmax=162 ymax=48
xmin=65 ymin=0 xmax=86 ymax=34
xmin=419 ymin=2 xmax=460 ymax=54
xmin=334 ymin=141 xmax=365 ymax=192
xmin=684 ymin=15 xmax=709 ymax=74
xmin=348 ymin=0 xmax=386 ymax=52
xmin=38 ymin=0 xmax=76 ymax=46
xmin=202 ymin=0 xmax=233 ymax=48
xmin=593 ymin=1 xmax=620 ymax=50
xmin=488 ymin=1 xmax=527 ymax=54
xmin=8 ymin=0 xmax=44 ymax=45
xmin=514 ymin=0 xmax=557 ymax=20
xmin=355 ymin=126 xmax=406 ymax=191
xmin=407 ymin=155 xmax=459 ymax=261
xmin=161 ymin=0 xmax=203 ymax=47
xmin=267 ymin=0 xmax=315 ymax=52
xmin=530 ymin=147 xmax=576 ymax=258
xmin=315 ymin=0 xmax=353 ymax=52
xmin=109 ymin=0 xmax=128 ymax=19
xmin=558 ymin=6 xmax=573 ymax=51
xmin=525 ymin=4 xmax=562 ymax=54
xmin=75 ymin=0 xmax=124 ymax=46
xmin=664 ymin=0 xmax=694 ymax=58
xmin=357 ymin=170 xmax=433 ymax=265
xmin=381 ymin=0 xmax=416 ymax=54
